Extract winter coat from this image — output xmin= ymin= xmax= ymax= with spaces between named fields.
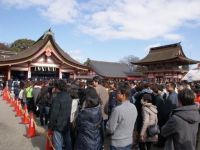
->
xmin=32 ymin=85 xmax=41 ymax=104
xmin=78 ymin=87 xmax=86 ymax=108
xmin=106 ymin=100 xmax=137 ymax=147
xmin=155 ymin=94 xmax=171 ymax=127
xmin=108 ymin=90 xmax=117 ymax=115
xmin=48 ymin=91 xmax=72 ymax=132
xmin=14 ymin=83 xmax=20 ymax=97
xmin=196 ymin=124 xmax=200 ymax=150
xmin=75 ymin=106 xmax=103 ymax=150
xmin=161 ymin=105 xmax=200 ymax=150
xmin=36 ymin=86 xmax=50 ymax=106
xmin=167 ymin=91 xmax=178 ymax=109
xmin=95 ymin=85 xmax=109 ymax=120
xmin=140 ymin=100 xmax=158 ymax=142
xmin=135 ymin=89 xmax=153 ymax=133
xmin=18 ymin=89 xmax=24 ymax=100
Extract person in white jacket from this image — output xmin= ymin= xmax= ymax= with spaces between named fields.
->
xmin=140 ymin=93 xmax=158 ymax=150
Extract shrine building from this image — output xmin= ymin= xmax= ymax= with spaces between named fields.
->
xmin=132 ymin=43 xmax=199 ymax=83
xmin=87 ymin=59 xmax=143 ymax=81
xmin=0 ymin=29 xmax=88 ymax=81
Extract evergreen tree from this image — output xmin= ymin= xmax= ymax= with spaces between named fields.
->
xmin=10 ymin=39 xmax=35 ymax=52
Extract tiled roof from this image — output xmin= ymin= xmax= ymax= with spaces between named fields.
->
xmin=88 ymin=59 xmax=142 ymax=78
xmin=133 ymin=43 xmax=199 ymax=65
xmin=0 ymin=29 xmax=88 ymax=70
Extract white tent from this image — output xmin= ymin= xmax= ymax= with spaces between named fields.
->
xmin=182 ymin=69 xmax=200 ymax=82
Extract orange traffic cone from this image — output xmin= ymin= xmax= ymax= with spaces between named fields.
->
xmin=10 ymin=98 xmax=15 ymax=107
xmin=20 ymin=104 xmax=30 ymax=124
xmin=46 ymin=130 xmax=54 ymax=150
xmin=15 ymin=100 xmax=19 ymax=111
xmin=5 ymin=92 xmax=9 ymax=103
xmin=5 ymin=90 xmax=10 ymax=103
xmin=12 ymin=98 xmax=16 ymax=107
xmin=24 ymin=113 xmax=36 ymax=138
xmin=2 ymin=89 xmax=6 ymax=100
xmin=6 ymin=94 xmax=11 ymax=104
xmin=3 ymin=89 xmax=8 ymax=101
xmin=16 ymin=101 xmax=23 ymax=117
xmin=13 ymin=100 xmax=18 ymax=112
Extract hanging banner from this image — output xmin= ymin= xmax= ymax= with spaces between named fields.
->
xmin=28 ymin=71 xmax=31 ymax=78
xmin=59 ymin=72 xmax=62 ymax=79
xmin=34 ymin=66 xmax=57 ymax=72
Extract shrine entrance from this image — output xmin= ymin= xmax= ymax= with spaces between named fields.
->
xmin=31 ymin=67 xmax=59 ymax=80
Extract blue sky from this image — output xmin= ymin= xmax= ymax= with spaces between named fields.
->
xmin=0 ymin=0 xmax=200 ymax=64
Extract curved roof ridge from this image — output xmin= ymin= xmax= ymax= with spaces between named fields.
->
xmin=88 ymin=59 xmax=140 ymax=78
xmin=133 ymin=43 xmax=199 ymax=65
xmin=51 ymin=37 xmax=85 ymax=67
xmin=150 ymin=42 xmax=181 ymax=51
xmin=0 ymin=29 xmax=88 ymax=70
xmin=89 ymin=59 xmax=127 ymax=65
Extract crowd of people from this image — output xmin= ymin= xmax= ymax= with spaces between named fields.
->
xmin=2 ymin=77 xmax=200 ymax=150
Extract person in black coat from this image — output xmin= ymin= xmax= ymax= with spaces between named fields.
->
xmin=162 ymin=89 xmax=200 ymax=150
xmin=48 ymin=79 xmax=72 ymax=150
xmin=151 ymin=84 xmax=168 ymax=147
xmin=108 ymin=81 xmax=117 ymax=117
xmin=75 ymin=87 xmax=104 ymax=150
xmin=13 ymin=81 xmax=20 ymax=99
xmin=36 ymin=84 xmax=50 ymax=126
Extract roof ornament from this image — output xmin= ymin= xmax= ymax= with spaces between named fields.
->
xmin=45 ymin=47 xmax=52 ymax=57
xmin=42 ymin=28 xmax=54 ymax=39
xmin=178 ymin=50 xmax=181 ymax=56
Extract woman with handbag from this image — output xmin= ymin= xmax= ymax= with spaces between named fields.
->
xmin=139 ymin=93 xmax=159 ymax=150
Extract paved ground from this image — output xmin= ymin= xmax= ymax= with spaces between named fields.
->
xmin=0 ymin=97 xmax=46 ymax=150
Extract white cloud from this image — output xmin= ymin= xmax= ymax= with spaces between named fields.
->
xmin=0 ymin=0 xmax=77 ymax=23
xmin=1 ymin=0 xmax=51 ymax=8
xmin=163 ymin=34 xmax=183 ymax=41
xmin=68 ymin=49 xmax=86 ymax=63
xmin=41 ymin=0 xmax=77 ymax=23
xmin=79 ymin=0 xmax=200 ymax=40
xmin=1 ymin=0 xmax=200 ymax=40
xmin=144 ymin=43 xmax=161 ymax=53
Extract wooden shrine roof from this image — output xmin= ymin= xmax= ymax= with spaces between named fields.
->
xmin=0 ymin=29 xmax=88 ymax=70
xmin=88 ymin=59 xmax=142 ymax=78
xmin=133 ymin=43 xmax=199 ymax=65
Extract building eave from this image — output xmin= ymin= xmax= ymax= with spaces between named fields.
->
xmin=0 ymin=30 xmax=88 ymax=71
xmin=132 ymin=57 xmax=199 ymax=66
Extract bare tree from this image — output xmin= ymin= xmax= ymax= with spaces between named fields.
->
xmin=0 ymin=43 xmax=9 ymax=50
xmin=119 ymin=55 xmax=140 ymax=70
xmin=119 ymin=55 xmax=147 ymax=73
xmin=119 ymin=55 xmax=139 ymax=65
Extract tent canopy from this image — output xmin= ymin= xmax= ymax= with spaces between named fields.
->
xmin=182 ymin=69 xmax=200 ymax=82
